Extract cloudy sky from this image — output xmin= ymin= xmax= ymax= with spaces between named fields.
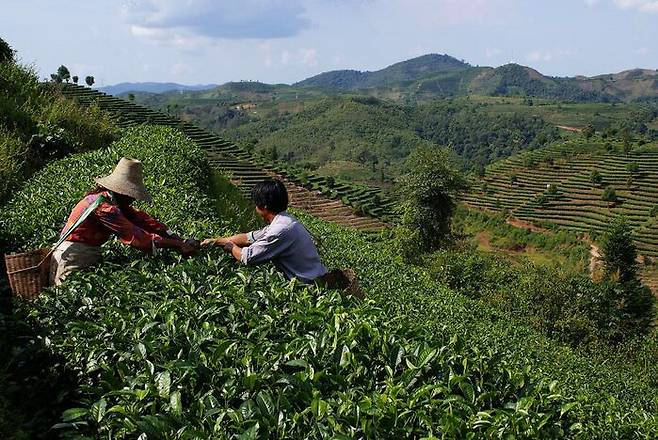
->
xmin=2 ymin=0 xmax=657 ymax=86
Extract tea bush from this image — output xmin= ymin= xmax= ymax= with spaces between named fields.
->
xmin=1 ymin=125 xmax=657 ymax=438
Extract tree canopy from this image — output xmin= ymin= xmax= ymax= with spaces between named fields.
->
xmin=0 ymin=37 xmax=14 ymax=64
xmin=396 ymin=145 xmax=469 ymax=259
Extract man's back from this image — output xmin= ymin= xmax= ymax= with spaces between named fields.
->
xmin=241 ymin=212 xmax=327 ymax=283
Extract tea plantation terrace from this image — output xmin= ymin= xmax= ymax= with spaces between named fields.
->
xmin=60 ymin=84 xmax=394 ymax=231
xmin=464 ymin=140 xmax=658 ymax=257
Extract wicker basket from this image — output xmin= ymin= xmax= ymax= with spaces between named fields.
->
xmin=4 ymin=248 xmax=52 ymax=300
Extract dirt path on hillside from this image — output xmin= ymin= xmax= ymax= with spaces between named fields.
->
xmin=589 ymin=242 xmax=603 ymax=276
xmin=506 ymin=217 xmax=547 ymax=233
xmin=556 ymin=125 xmax=583 ymax=133
xmin=475 ymin=231 xmax=494 ymax=251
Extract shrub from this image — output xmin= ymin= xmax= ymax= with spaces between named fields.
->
xmin=627 ymin=162 xmax=640 ymax=175
xmin=0 ymin=61 xmax=118 ymax=201
xmin=602 ymin=186 xmax=617 ymax=202
xmin=589 ymin=170 xmax=603 ymax=185
xmin=582 ymin=124 xmax=595 ymax=139
xmin=1 ymin=125 xmax=591 ymax=439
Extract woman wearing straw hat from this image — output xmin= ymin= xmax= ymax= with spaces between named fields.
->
xmin=49 ymin=157 xmax=198 ymax=285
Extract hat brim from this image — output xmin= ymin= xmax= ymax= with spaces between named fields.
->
xmin=95 ymin=176 xmax=152 ymax=203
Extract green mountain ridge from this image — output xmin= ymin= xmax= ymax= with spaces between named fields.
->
xmin=294 ymin=54 xmax=658 ymax=103
xmin=294 ymin=54 xmax=470 ymax=91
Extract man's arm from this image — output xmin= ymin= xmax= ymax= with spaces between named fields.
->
xmin=201 ymin=233 xmax=250 ymax=248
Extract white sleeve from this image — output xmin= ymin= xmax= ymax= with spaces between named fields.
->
xmin=247 ymin=226 xmax=268 ymax=244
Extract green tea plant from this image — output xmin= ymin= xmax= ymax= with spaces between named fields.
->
xmin=1 ymin=125 xmax=658 ymax=438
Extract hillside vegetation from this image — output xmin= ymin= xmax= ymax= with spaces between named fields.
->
xmin=129 ymin=63 xmax=657 ymax=187
xmin=220 ymin=96 xmax=560 ymax=183
xmin=0 ymin=42 xmax=117 ymax=202
xmin=295 ymin=54 xmax=658 ymax=103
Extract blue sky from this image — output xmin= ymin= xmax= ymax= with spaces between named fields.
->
xmin=2 ymin=0 xmax=656 ymax=86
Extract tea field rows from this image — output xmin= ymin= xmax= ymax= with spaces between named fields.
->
xmin=60 ymin=84 xmax=394 ymax=231
xmin=463 ymin=140 xmax=658 ymax=256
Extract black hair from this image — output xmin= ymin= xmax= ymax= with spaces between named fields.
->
xmin=251 ymin=179 xmax=289 ymax=213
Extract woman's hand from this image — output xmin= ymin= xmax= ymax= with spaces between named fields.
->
xmin=179 ymin=240 xmax=199 ymax=257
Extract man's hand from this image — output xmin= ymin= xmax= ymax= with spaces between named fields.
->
xmin=200 ymin=237 xmax=227 ymax=247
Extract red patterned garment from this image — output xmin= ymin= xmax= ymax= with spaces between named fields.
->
xmin=61 ymin=191 xmax=169 ymax=253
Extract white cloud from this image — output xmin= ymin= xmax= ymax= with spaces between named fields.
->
xmin=279 ymin=48 xmax=318 ymax=67
xmin=128 ymin=24 xmax=213 ymax=50
xmin=635 ymin=47 xmax=651 ymax=55
xmin=526 ymin=49 xmax=576 ymax=63
xmin=121 ymin=0 xmax=310 ymax=44
xmin=584 ymin=0 xmax=600 ymax=6
xmin=613 ymin=0 xmax=658 ymax=12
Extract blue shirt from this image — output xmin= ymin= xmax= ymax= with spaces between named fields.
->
xmin=241 ymin=212 xmax=328 ymax=283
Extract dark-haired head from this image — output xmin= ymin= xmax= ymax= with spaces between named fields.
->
xmin=251 ymin=179 xmax=288 ymax=214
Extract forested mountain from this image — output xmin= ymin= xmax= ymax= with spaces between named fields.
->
xmin=131 ymin=54 xmax=658 ymax=107
xmin=221 ymin=96 xmax=560 ymax=182
xmin=468 ymin=64 xmax=658 ymax=102
xmin=294 ymin=54 xmax=658 ymax=103
xmin=294 ymin=54 xmax=470 ymax=91
xmin=126 ymin=54 xmax=658 ymax=186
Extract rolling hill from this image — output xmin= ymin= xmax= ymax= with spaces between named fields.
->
xmin=220 ymin=95 xmax=560 ymax=183
xmin=294 ymin=53 xmax=471 ymax=91
xmin=100 ymin=82 xmax=218 ymax=95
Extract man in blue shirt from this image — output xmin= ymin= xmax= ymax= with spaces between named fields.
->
xmin=202 ymin=179 xmax=363 ymax=298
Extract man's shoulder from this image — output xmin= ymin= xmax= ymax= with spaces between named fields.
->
xmin=271 ymin=212 xmax=301 ymax=234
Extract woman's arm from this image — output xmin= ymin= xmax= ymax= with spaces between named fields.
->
xmin=95 ymin=202 xmax=195 ymax=255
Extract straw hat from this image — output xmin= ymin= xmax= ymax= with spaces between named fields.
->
xmin=95 ymin=157 xmax=152 ymax=202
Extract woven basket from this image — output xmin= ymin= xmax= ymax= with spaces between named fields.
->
xmin=4 ymin=248 xmax=52 ymax=300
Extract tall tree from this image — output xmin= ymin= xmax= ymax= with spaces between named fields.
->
xmin=601 ymin=216 xmax=655 ymax=338
xmin=72 ymin=75 xmax=79 ymax=84
xmin=85 ymin=75 xmax=95 ymax=87
xmin=0 ymin=37 xmax=14 ymax=63
xmin=396 ymin=145 xmax=468 ymax=260
xmin=57 ymin=65 xmax=71 ymax=83
xmin=602 ymin=216 xmax=637 ymax=283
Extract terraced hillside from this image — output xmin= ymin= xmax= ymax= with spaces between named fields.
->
xmin=464 ymin=140 xmax=658 ymax=257
xmin=60 ymin=84 xmax=393 ymax=231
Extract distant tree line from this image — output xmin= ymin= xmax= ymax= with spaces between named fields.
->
xmin=49 ymin=64 xmax=94 ymax=86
